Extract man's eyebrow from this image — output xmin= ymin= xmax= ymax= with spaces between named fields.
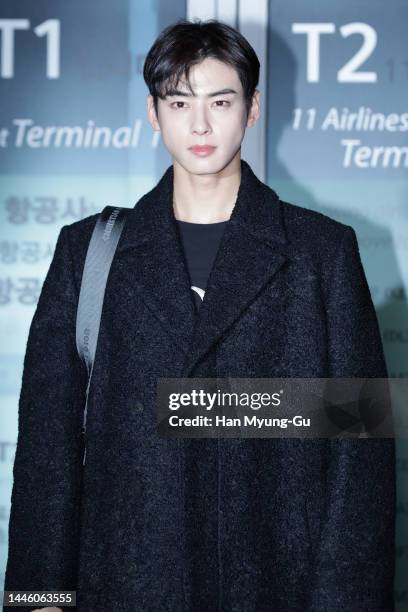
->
xmin=166 ymin=87 xmax=238 ymax=98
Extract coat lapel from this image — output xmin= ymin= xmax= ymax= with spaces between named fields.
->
xmin=180 ymin=160 xmax=289 ymax=377
xmin=115 ymin=167 xmax=197 ymax=358
xmin=115 ymin=159 xmax=289 ymax=377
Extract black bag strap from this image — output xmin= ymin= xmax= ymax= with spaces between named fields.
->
xmin=76 ymin=205 xmax=130 ymax=465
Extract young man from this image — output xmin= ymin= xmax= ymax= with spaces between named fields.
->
xmin=4 ymin=19 xmax=395 ymax=612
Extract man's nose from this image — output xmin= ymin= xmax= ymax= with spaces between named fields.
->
xmin=191 ymin=107 xmax=212 ymax=135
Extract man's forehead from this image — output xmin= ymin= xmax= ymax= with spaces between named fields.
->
xmin=164 ymin=63 xmax=242 ymax=97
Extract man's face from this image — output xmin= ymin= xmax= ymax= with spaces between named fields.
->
xmin=147 ymin=57 xmax=259 ymax=175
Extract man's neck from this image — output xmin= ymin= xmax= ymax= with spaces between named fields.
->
xmin=172 ymin=156 xmax=241 ymax=223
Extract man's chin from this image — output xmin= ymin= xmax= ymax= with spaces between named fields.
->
xmin=173 ymin=155 xmax=223 ymax=176
xmin=176 ymin=155 xmax=243 ymax=180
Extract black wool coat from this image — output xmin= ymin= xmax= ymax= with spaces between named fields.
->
xmin=4 ymin=159 xmax=395 ymax=612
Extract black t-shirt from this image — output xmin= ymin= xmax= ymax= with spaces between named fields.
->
xmin=176 ymin=219 xmax=228 ymax=312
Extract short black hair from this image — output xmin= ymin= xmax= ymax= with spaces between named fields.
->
xmin=143 ymin=18 xmax=260 ymax=120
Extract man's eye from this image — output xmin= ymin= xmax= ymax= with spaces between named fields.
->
xmin=170 ymin=100 xmax=231 ymax=109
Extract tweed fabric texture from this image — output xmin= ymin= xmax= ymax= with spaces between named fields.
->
xmin=4 ymin=159 xmax=395 ymax=611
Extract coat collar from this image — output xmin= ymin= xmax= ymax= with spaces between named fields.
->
xmin=116 ymin=158 xmax=289 ymax=377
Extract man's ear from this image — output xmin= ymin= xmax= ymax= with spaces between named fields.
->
xmin=246 ymin=89 xmax=260 ymax=128
xmin=147 ymin=94 xmax=161 ymax=131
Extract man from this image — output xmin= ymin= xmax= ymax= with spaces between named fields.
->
xmin=4 ymin=19 xmax=395 ymax=612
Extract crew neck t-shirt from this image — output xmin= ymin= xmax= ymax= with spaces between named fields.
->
xmin=176 ymin=219 xmax=228 ymax=312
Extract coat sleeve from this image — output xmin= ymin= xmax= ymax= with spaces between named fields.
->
xmin=307 ymin=226 xmax=396 ymax=611
xmin=3 ymin=225 xmax=87 ymax=612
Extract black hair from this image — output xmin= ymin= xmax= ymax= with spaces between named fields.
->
xmin=143 ymin=18 xmax=260 ymax=120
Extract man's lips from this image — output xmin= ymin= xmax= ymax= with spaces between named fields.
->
xmin=190 ymin=145 xmax=217 ymax=155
